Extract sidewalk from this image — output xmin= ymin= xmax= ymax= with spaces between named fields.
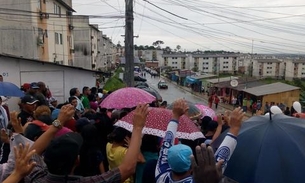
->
xmin=161 ymin=76 xmax=252 ymax=118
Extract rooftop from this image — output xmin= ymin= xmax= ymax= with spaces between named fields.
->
xmin=0 ymin=54 xmax=105 ymax=74
xmin=56 ymin=0 xmax=75 ymax=12
xmin=292 ymin=60 xmax=305 ymax=63
xmin=243 ymin=82 xmax=300 ymax=96
xmin=255 ymin=59 xmax=281 ymax=63
xmin=206 ymin=76 xmax=239 ymax=84
xmin=192 ymin=54 xmax=239 ymax=58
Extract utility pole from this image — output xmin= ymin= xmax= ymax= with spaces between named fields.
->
xmin=124 ymin=0 xmax=134 ymax=87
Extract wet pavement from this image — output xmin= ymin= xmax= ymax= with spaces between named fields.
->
xmin=145 ymin=75 xmax=227 ymax=114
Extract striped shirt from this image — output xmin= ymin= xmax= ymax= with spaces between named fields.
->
xmin=155 ymin=120 xmax=193 ymax=183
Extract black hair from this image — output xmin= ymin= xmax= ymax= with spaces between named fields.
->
xmin=57 ymin=102 xmax=69 ymax=109
xmin=36 ymin=115 xmax=53 ymax=125
xmin=91 ymin=87 xmax=97 ymax=95
xmin=88 ymin=94 xmax=96 ymax=102
xmin=108 ymin=127 xmax=131 ymax=143
xmin=77 ymin=124 xmax=102 ymax=176
xmin=141 ymin=135 xmax=160 ymax=153
xmin=68 ymin=96 xmax=77 ymax=103
xmin=69 ymin=88 xmax=78 ymax=96
xmin=82 ymin=86 xmax=89 ymax=93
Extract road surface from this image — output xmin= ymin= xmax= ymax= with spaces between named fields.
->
xmin=145 ymin=75 xmax=227 ymax=114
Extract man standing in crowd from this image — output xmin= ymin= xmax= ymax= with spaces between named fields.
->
xmin=18 ymin=95 xmax=38 ymax=126
xmin=81 ymin=86 xmax=91 ymax=110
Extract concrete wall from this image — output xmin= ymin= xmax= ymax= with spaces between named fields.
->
xmin=72 ymin=16 xmax=91 ymax=69
xmin=96 ymin=32 xmax=106 ymax=70
xmin=0 ymin=0 xmax=38 ymax=60
xmin=46 ymin=0 xmax=71 ymax=65
xmin=0 ymin=55 xmax=96 ymax=111
xmin=90 ymin=25 xmax=99 ymax=69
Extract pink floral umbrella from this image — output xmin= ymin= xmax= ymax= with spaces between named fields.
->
xmin=195 ymin=104 xmax=217 ymax=121
xmin=115 ymin=107 xmax=204 ymax=140
xmin=100 ymin=87 xmax=156 ymax=109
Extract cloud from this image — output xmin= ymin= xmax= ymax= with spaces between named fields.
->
xmin=73 ymin=0 xmax=305 ymax=54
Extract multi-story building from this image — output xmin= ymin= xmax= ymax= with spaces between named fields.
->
xmin=73 ymin=15 xmax=117 ymax=70
xmin=162 ymin=53 xmax=188 ymax=70
xmin=252 ymin=59 xmax=284 ymax=79
xmin=284 ymin=60 xmax=305 ymax=80
xmin=0 ymin=0 xmax=74 ymax=65
xmin=163 ymin=53 xmax=239 ymax=73
xmin=135 ymin=49 xmax=163 ymax=66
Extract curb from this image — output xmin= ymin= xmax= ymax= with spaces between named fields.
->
xmin=161 ymin=76 xmax=252 ymax=117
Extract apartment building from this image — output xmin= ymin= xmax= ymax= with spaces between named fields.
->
xmin=252 ymin=59 xmax=284 ymax=79
xmin=162 ymin=53 xmax=189 ymax=70
xmin=0 ymin=0 xmax=74 ymax=65
xmin=163 ymin=53 xmax=239 ymax=73
xmin=193 ymin=54 xmax=240 ymax=74
xmin=72 ymin=15 xmax=117 ymax=70
xmin=284 ymin=60 xmax=305 ymax=80
xmin=135 ymin=49 xmax=163 ymax=66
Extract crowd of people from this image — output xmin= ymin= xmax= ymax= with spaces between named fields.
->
xmin=1 ymin=75 xmax=301 ymax=183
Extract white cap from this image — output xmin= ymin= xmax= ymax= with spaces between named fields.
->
xmin=98 ymin=93 xmax=103 ymax=98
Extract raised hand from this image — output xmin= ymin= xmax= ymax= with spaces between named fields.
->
xmin=132 ymin=104 xmax=149 ymax=129
xmin=0 ymin=129 xmax=9 ymax=144
xmin=57 ymin=104 xmax=75 ymax=126
xmin=10 ymin=111 xmax=23 ymax=133
xmin=191 ymin=144 xmax=223 ymax=183
xmin=229 ymin=107 xmax=245 ymax=136
xmin=223 ymin=110 xmax=231 ymax=125
xmin=172 ymin=99 xmax=189 ymax=120
xmin=3 ymin=143 xmax=37 ymax=183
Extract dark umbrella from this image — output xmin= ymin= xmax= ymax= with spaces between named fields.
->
xmin=0 ymin=81 xmax=24 ymax=97
xmin=167 ymin=101 xmax=202 ymax=120
xmin=212 ymin=114 xmax=305 ymax=183
xmin=137 ymin=86 xmax=162 ymax=102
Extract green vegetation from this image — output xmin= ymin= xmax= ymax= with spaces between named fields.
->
xmin=103 ymin=67 xmax=126 ymax=91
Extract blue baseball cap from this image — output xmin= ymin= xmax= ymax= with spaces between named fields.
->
xmin=168 ymin=144 xmax=192 ymax=173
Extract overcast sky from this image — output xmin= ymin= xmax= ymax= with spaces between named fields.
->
xmin=72 ymin=0 xmax=305 ymax=54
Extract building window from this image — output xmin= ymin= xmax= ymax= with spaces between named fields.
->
xmin=38 ymin=28 xmax=44 ymax=43
xmin=55 ymin=32 xmax=63 ymax=44
xmin=38 ymin=0 xmax=41 ymax=9
xmin=267 ymin=67 xmax=272 ymax=69
xmin=54 ymin=3 xmax=61 ymax=16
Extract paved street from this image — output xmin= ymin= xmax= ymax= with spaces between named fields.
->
xmin=145 ymin=75 xmax=227 ymax=114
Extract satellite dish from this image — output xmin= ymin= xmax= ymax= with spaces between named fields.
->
xmin=230 ymin=79 xmax=238 ymax=87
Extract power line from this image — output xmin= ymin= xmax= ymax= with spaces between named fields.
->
xmin=134 ymin=3 xmax=305 ymax=54
xmin=143 ymin=0 xmax=188 ymax=20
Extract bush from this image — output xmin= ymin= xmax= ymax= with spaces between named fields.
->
xmin=103 ymin=68 xmax=126 ymax=91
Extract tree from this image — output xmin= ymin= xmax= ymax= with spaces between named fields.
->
xmin=192 ymin=67 xmax=199 ymax=72
xmin=117 ymin=41 xmax=122 ymax=48
xmin=176 ymin=45 xmax=181 ymax=51
xmin=164 ymin=46 xmax=172 ymax=53
xmin=152 ymin=40 xmax=164 ymax=49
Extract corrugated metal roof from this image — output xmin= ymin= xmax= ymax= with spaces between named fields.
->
xmin=243 ymin=82 xmax=299 ymax=96
xmin=206 ymin=77 xmax=239 ymax=84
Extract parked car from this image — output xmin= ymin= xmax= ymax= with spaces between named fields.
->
xmin=158 ymin=81 xmax=168 ymax=89
xmin=134 ymin=76 xmax=147 ymax=82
